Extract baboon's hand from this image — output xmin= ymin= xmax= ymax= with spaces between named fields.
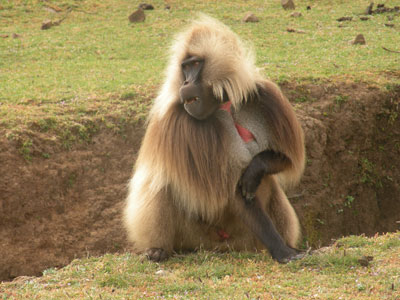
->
xmin=238 ymin=165 xmax=263 ymax=205
xmin=145 ymin=248 xmax=169 ymax=262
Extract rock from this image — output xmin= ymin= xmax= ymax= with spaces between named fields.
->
xmin=384 ymin=23 xmax=395 ymax=27
xmin=287 ymin=27 xmax=305 ymax=34
xmin=281 ymin=0 xmax=295 ymax=10
xmin=139 ymin=3 xmax=154 ymax=10
xmin=129 ymin=8 xmax=145 ymax=23
xmin=337 ymin=16 xmax=353 ymax=22
xmin=41 ymin=20 xmax=54 ymax=30
xmin=12 ymin=33 xmax=21 ymax=39
xmin=365 ymin=2 xmax=374 ymax=15
xmin=375 ymin=6 xmax=389 ymax=13
xmin=243 ymin=12 xmax=259 ymax=23
xmin=358 ymin=255 xmax=373 ymax=267
xmin=40 ymin=9 xmax=70 ymax=30
xmin=352 ymin=34 xmax=366 ymax=45
xmin=155 ymin=269 xmax=167 ymax=276
xmin=306 ymin=5 xmax=311 ymax=10
xmin=40 ymin=16 xmax=66 ymax=30
xmin=41 ymin=19 xmax=62 ymax=30
xmin=290 ymin=11 xmax=302 ymax=17
xmin=165 ymin=4 xmax=171 ymax=10
xmin=0 ymin=34 xmax=9 ymax=38
xmin=360 ymin=16 xmax=370 ymax=21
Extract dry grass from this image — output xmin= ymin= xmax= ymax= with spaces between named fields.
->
xmin=1 ymin=232 xmax=399 ymax=299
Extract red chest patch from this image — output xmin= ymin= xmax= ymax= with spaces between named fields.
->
xmin=220 ymin=101 xmax=255 ymax=143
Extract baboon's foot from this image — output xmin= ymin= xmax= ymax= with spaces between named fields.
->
xmin=276 ymin=248 xmax=310 ymax=264
xmin=145 ymin=248 xmax=169 ymax=262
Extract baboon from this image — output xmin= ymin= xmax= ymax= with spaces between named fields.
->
xmin=124 ymin=16 xmax=305 ymax=263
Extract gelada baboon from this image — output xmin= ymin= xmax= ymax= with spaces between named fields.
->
xmin=124 ymin=16 xmax=305 ymax=263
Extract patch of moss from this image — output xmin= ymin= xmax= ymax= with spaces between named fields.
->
xmin=302 ymin=210 xmax=322 ymax=248
xmin=19 ymin=138 xmax=33 ymax=162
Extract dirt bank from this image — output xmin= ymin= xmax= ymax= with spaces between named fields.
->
xmin=1 ymin=82 xmax=399 ymax=281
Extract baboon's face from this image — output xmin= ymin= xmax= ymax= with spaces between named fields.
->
xmin=179 ymin=56 xmax=220 ymax=120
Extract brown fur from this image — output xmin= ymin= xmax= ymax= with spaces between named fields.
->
xmin=137 ymin=103 xmax=235 ymax=221
xmin=124 ymin=16 xmax=304 ymax=257
xmin=256 ymin=81 xmax=305 ymax=188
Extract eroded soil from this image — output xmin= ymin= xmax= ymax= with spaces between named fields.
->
xmin=0 ymin=82 xmax=399 ymax=281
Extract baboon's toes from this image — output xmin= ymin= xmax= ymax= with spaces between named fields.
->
xmin=279 ymin=248 xmax=311 ymax=264
xmin=145 ymin=248 xmax=169 ymax=262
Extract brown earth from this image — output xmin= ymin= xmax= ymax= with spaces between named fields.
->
xmin=1 ymin=82 xmax=399 ymax=281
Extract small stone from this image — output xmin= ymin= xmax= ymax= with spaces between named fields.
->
xmin=243 ymin=12 xmax=259 ymax=23
xmin=282 ymin=0 xmax=295 ymax=10
xmin=41 ymin=20 xmax=54 ymax=30
xmin=155 ymin=269 xmax=167 ymax=276
xmin=387 ymin=15 xmax=394 ymax=21
xmin=375 ymin=6 xmax=389 ymax=13
xmin=0 ymin=34 xmax=9 ymax=38
xmin=139 ymin=3 xmax=154 ymax=10
xmin=358 ymin=255 xmax=373 ymax=267
xmin=165 ymin=4 xmax=171 ymax=10
xmin=287 ymin=27 xmax=305 ymax=34
xmin=358 ymin=258 xmax=369 ymax=266
xmin=290 ymin=11 xmax=302 ymax=17
xmin=337 ymin=17 xmax=353 ymax=22
xmin=306 ymin=5 xmax=311 ymax=10
xmin=12 ymin=33 xmax=20 ymax=39
xmin=352 ymin=34 xmax=366 ymax=45
xmin=385 ymin=23 xmax=395 ymax=27
xmin=360 ymin=16 xmax=370 ymax=21
xmin=129 ymin=8 xmax=145 ymax=23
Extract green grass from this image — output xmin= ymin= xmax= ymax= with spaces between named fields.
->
xmin=1 ymin=0 xmax=399 ymax=127
xmin=1 ymin=232 xmax=399 ymax=299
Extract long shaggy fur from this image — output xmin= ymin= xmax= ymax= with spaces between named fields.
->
xmin=124 ymin=16 xmax=305 ymax=255
xmin=135 ymin=103 xmax=235 ymax=221
xmin=255 ymin=82 xmax=305 ymax=188
xmin=152 ymin=16 xmax=263 ymax=119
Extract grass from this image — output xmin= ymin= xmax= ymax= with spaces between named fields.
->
xmin=1 ymin=0 xmax=400 ymax=136
xmin=1 ymin=232 xmax=399 ymax=299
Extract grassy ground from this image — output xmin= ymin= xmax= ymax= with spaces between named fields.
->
xmin=1 ymin=233 xmax=399 ymax=299
xmin=1 ymin=0 xmax=399 ymax=133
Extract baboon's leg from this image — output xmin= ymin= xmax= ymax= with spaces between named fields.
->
xmin=125 ymin=189 xmax=175 ymax=261
xmin=265 ymin=178 xmax=301 ymax=248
